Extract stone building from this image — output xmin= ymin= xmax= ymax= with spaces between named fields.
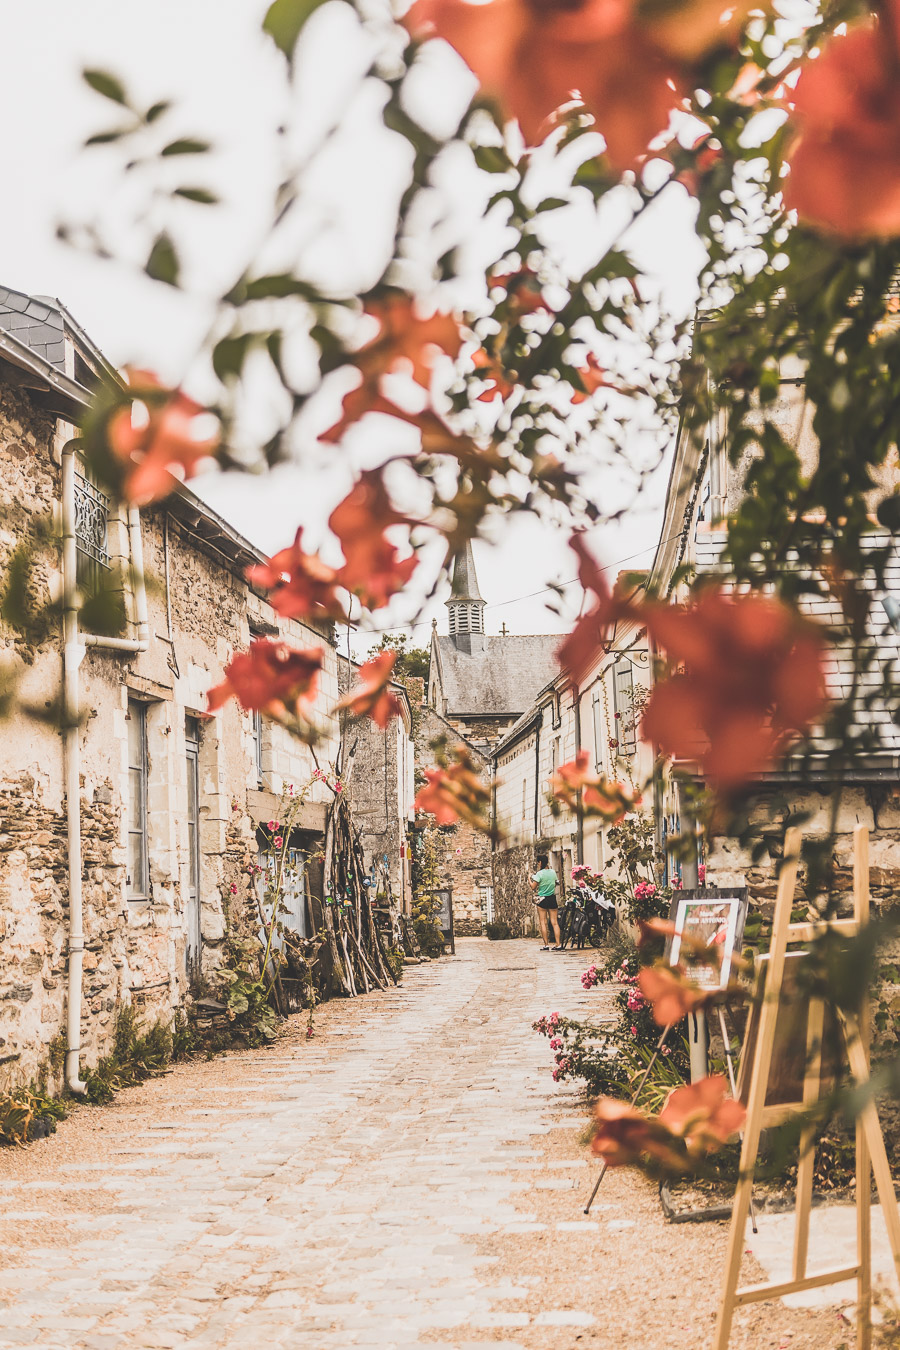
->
xmin=427 ymin=541 xmax=558 ymax=755
xmin=650 ymin=365 xmax=900 ymax=902
xmin=0 ymin=285 xmax=348 ymax=1092
xmin=490 ymin=611 xmax=652 ymax=934
xmin=414 ymin=705 xmax=492 ymax=935
xmin=337 ymin=656 xmax=416 ymax=916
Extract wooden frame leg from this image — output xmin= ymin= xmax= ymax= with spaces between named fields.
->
xmin=842 ymin=1018 xmax=900 ymax=1284
xmin=713 ymin=828 xmax=803 ymax=1350
xmin=792 ymin=997 xmax=824 ymax=1281
xmin=853 ymin=822 xmax=872 ymax=1350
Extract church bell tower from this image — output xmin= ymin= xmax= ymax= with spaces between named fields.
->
xmin=446 ymin=541 xmax=485 ymax=653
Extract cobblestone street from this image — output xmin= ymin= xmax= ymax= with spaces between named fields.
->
xmin=0 ymin=940 xmax=850 ymax=1350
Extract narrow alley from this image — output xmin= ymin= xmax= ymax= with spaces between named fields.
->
xmin=0 ymin=942 xmax=848 ymax=1350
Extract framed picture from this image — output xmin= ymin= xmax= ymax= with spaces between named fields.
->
xmin=666 ymin=889 xmax=749 ymax=990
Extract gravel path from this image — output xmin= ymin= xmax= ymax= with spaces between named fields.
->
xmin=0 ymin=938 xmax=853 ymax=1349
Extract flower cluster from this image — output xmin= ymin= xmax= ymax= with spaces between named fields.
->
xmin=532 ymin=1011 xmax=561 ymax=1037
xmin=633 ymin=880 xmax=658 ymax=903
xmin=626 ymin=986 xmax=646 ymax=1013
xmin=581 ymin=965 xmax=601 ymax=991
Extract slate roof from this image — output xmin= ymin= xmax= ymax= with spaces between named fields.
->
xmin=434 ymin=633 xmax=560 ymax=716
xmin=0 ymin=286 xmax=67 ymax=371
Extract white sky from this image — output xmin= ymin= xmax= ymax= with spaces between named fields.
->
xmin=0 ymin=1 xmax=705 ymax=656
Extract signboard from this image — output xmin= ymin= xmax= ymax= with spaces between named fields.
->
xmin=666 ymin=889 xmax=749 ymax=990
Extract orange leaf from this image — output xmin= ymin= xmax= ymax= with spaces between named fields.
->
xmin=335 ymin=650 xmax=402 ymax=728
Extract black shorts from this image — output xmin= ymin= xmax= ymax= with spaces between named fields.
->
xmin=536 ymin=896 xmax=558 ymax=910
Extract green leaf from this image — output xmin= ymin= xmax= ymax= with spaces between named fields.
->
xmin=263 ymin=0 xmax=333 ymax=59
xmin=242 ymin=273 xmax=319 ymax=301
xmin=145 ymin=100 xmax=170 ymax=124
xmin=160 ymin=138 xmax=210 ymax=157
xmin=145 ymin=233 xmax=180 ymax=287
xmin=85 ymin=129 xmax=129 ymax=146
xmin=83 ymin=68 xmax=128 ymax=106
xmin=877 ymin=495 xmax=900 ymax=532
xmin=472 ymin=144 xmax=509 ymax=174
xmin=173 ymin=186 xmax=219 ymax=205
xmin=212 ymin=332 xmax=255 ymax=382
xmin=536 ymin=197 xmax=568 ymax=212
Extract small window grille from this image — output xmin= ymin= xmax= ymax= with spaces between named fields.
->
xmin=74 ymin=469 xmax=110 ymax=588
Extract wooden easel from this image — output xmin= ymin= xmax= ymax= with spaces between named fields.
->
xmin=714 ymin=824 xmax=900 ymax=1350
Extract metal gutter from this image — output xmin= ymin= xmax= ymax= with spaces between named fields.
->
xmin=0 ymin=329 xmax=91 ymax=413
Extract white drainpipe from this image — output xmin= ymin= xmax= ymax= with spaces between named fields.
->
xmin=62 ymin=451 xmax=150 ymax=1093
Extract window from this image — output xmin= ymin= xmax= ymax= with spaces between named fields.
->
xmin=479 ymin=885 xmax=494 ymax=924
xmin=613 ymin=659 xmax=637 ymax=756
xmin=127 ymin=701 xmax=149 ymax=899
xmin=521 ymin=775 xmax=528 ymax=824
xmin=185 ymin=718 xmax=201 ymax=905
xmin=74 ymin=466 xmax=111 ymax=591
xmin=591 ymin=688 xmax=603 ymax=772
xmin=256 ymin=839 xmax=308 ymax=941
xmin=550 ymin=736 xmax=560 ymax=778
xmin=251 ymin=709 xmax=264 ymax=786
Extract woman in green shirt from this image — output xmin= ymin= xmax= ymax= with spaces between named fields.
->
xmin=530 ymin=853 xmax=561 ymax=950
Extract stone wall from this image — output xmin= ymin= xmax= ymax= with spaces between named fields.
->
xmin=706 ymin=786 xmax=900 ymax=939
xmin=340 ymin=664 xmax=414 ymax=916
xmin=442 ymin=713 xmax=516 ymax=756
xmin=0 ymin=372 xmax=346 ymax=1088
xmin=492 ymin=841 xmax=541 ymax=936
xmin=415 ymin=707 xmax=491 ymax=934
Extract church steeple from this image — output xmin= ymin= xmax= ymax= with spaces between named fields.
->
xmin=446 ymin=541 xmax=485 ymax=648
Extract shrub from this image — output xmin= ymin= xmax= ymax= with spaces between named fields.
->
xmin=486 ymin=921 xmax=514 ymax=941
xmin=0 ymin=1086 xmax=67 ymax=1147
xmin=411 ymin=890 xmax=446 ymax=958
xmin=84 ymin=1006 xmax=173 ymax=1105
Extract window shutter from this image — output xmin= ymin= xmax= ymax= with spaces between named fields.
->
xmin=613 ymin=659 xmax=636 ymax=756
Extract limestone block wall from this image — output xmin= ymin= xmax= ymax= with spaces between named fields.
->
xmin=706 ymin=785 xmax=900 ymax=913
xmin=415 ymin=708 xmax=491 ymax=934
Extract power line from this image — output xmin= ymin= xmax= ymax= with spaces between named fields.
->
xmin=400 ymin=525 xmax=686 ymax=629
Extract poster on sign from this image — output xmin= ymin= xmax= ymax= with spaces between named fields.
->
xmin=667 ymin=891 xmax=749 ymax=990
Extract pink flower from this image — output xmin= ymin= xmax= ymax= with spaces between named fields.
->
xmin=697 ymin=864 xmax=706 ymax=884
xmin=230 ymin=883 xmax=238 ymax=894
xmin=550 ymin=1037 xmax=562 ymax=1050
xmin=335 ymin=782 xmax=343 ymax=793
xmin=268 ymin=820 xmax=277 ymax=830
xmin=631 ymin=1026 xmax=637 ymax=1036
xmin=274 ymin=836 xmax=283 ymax=848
